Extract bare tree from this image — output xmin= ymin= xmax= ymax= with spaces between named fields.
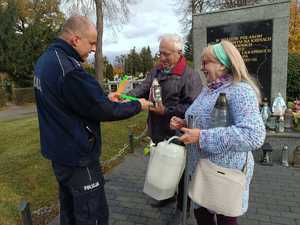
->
xmin=176 ymin=0 xmax=275 ymax=31
xmin=63 ymin=0 xmax=138 ymax=85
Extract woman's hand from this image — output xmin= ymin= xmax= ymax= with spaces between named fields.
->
xmin=178 ymin=127 xmax=201 ymax=144
xmin=170 ymin=116 xmax=186 ymax=130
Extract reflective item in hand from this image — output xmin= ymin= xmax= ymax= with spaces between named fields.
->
xmin=151 ymin=78 xmax=162 ymax=106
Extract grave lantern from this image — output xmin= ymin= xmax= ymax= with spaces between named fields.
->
xmin=261 ymin=142 xmax=273 ymax=166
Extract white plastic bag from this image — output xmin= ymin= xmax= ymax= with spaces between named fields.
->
xmin=143 ymin=136 xmax=186 ymax=200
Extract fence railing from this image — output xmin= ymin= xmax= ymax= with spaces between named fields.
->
xmin=19 ymin=201 xmax=33 ymax=225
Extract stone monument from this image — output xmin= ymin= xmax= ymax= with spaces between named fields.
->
xmin=193 ymin=0 xmax=290 ymax=102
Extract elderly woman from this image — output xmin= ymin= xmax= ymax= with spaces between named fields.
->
xmin=170 ymin=40 xmax=266 ymax=225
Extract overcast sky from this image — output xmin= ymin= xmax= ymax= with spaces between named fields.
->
xmin=102 ymin=0 xmax=185 ymax=63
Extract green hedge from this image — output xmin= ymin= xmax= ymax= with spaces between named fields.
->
xmin=287 ymin=53 xmax=300 ymax=101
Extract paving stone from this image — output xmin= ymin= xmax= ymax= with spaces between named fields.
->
xmin=127 ymin=215 xmax=149 ymax=224
xmin=270 ymin=216 xmax=297 ymax=225
xmin=246 ymin=213 xmax=270 ymax=223
xmin=47 ymin=150 xmax=300 ymax=225
xmin=280 ymin=212 xmax=300 ymax=220
xmin=257 ymin=208 xmax=285 ymax=217
xmin=113 ymin=221 xmax=132 ymax=225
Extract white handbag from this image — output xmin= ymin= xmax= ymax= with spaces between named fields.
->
xmin=188 ymin=156 xmax=248 ymax=217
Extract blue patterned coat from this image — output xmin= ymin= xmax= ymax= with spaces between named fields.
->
xmin=185 ymin=80 xmax=266 ymax=214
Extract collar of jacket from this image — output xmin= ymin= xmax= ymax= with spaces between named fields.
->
xmin=157 ymin=55 xmax=187 ymax=76
xmin=49 ymin=38 xmax=83 ymax=63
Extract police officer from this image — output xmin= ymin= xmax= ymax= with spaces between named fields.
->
xmin=34 ymin=16 xmax=150 ymax=225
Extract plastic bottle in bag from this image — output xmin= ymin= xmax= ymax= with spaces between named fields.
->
xmin=210 ymin=93 xmax=230 ymax=128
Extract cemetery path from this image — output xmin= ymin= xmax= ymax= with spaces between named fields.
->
xmin=48 ymin=147 xmax=300 ymax=225
xmin=0 ymin=103 xmax=36 ymax=121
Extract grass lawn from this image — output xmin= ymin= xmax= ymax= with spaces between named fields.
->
xmin=0 ymin=112 xmax=147 ymax=225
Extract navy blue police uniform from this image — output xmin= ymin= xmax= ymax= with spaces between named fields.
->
xmin=34 ymin=38 xmax=142 ymax=225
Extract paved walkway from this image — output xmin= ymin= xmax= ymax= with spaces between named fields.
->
xmin=4 ymin=104 xmax=299 ymax=225
xmin=0 ymin=103 xmax=36 ymax=121
xmin=49 ymin=147 xmax=300 ymax=225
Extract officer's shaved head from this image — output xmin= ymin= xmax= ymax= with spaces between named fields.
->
xmin=59 ymin=15 xmax=97 ymax=61
xmin=60 ymin=15 xmax=96 ymax=38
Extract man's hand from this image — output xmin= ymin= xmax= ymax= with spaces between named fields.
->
xmin=138 ymin=98 xmax=152 ymax=110
xmin=108 ymin=92 xmax=121 ymax=102
xmin=170 ymin=116 xmax=186 ymax=130
xmin=149 ymin=102 xmax=165 ymax=115
xmin=178 ymin=127 xmax=200 ymax=144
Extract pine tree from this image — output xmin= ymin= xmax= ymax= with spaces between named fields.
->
xmin=103 ymin=56 xmax=114 ymax=81
xmin=139 ymin=46 xmax=153 ymax=75
xmin=184 ymin=29 xmax=193 ymax=62
xmin=0 ymin=1 xmax=18 ymax=75
xmin=145 ymin=46 xmax=154 ymax=73
xmin=0 ymin=0 xmax=64 ymax=87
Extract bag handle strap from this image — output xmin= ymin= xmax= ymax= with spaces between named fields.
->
xmin=167 ymin=136 xmax=180 ymax=144
xmin=242 ymin=152 xmax=249 ymax=174
xmin=167 ymin=136 xmax=185 ymax=146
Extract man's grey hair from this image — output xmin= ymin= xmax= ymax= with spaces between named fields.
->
xmin=159 ymin=34 xmax=184 ymax=52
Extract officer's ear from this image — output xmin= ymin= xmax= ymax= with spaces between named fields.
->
xmin=70 ymin=34 xmax=81 ymax=48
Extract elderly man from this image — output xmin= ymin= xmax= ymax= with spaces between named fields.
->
xmin=34 ymin=16 xmax=150 ymax=225
xmin=128 ymin=34 xmax=202 ymax=222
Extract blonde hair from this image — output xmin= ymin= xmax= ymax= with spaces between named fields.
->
xmin=201 ymin=40 xmax=261 ymax=101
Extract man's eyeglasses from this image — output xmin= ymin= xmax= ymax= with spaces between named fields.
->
xmin=157 ymin=51 xmax=173 ymax=58
xmin=158 ymin=50 xmax=181 ymax=58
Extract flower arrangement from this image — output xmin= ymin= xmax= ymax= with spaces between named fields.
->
xmin=292 ymin=100 xmax=300 ymax=131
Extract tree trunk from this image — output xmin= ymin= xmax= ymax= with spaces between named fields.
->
xmin=95 ymin=0 xmax=104 ymax=85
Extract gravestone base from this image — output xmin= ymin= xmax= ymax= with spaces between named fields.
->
xmin=253 ymin=131 xmax=300 ymax=165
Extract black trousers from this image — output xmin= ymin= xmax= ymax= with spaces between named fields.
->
xmin=194 ymin=207 xmax=238 ymax=225
xmin=52 ymin=161 xmax=109 ymax=225
xmin=176 ymin=169 xmax=191 ymax=212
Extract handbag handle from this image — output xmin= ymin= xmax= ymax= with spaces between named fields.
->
xmin=167 ymin=136 xmax=185 ymax=146
xmin=167 ymin=136 xmax=180 ymax=144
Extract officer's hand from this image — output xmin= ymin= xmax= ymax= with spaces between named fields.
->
xmin=149 ymin=102 xmax=165 ymax=115
xmin=138 ymin=98 xmax=152 ymax=111
xmin=170 ymin=116 xmax=186 ymax=130
xmin=108 ymin=92 xmax=121 ymax=102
